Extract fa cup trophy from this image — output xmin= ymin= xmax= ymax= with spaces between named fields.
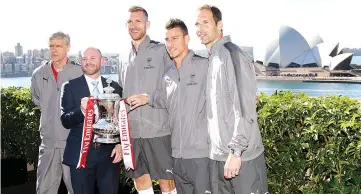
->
xmin=90 ymin=77 xmax=135 ymax=170
xmin=92 ymin=77 xmax=121 ymax=143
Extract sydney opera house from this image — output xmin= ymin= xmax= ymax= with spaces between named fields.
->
xmin=254 ymin=25 xmax=359 ymax=77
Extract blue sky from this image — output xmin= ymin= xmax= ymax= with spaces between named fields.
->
xmin=0 ymin=0 xmax=360 ymax=58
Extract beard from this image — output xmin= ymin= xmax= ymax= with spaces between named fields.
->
xmin=128 ymin=27 xmax=146 ymax=41
xmin=198 ymin=35 xmax=211 ymax=45
xmin=82 ymin=64 xmax=101 ymax=75
xmin=168 ymin=50 xmax=181 ymax=59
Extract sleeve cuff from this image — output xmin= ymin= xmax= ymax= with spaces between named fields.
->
xmin=147 ymin=92 xmax=154 ymax=107
xmin=228 ymin=143 xmax=246 ymax=156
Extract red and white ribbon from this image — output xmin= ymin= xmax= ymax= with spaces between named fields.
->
xmin=77 ymin=98 xmax=95 ymax=169
xmin=119 ymin=99 xmax=135 ymax=171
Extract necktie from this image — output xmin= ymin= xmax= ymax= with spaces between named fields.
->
xmin=91 ymin=80 xmax=100 ymax=97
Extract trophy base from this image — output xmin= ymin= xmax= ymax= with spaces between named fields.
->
xmin=93 ymin=119 xmax=119 ymax=135
xmin=93 ymin=134 xmax=120 ymax=144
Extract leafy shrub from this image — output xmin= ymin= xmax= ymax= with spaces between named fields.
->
xmin=1 ymin=87 xmax=40 ymax=164
xmin=258 ymin=91 xmax=361 ymax=193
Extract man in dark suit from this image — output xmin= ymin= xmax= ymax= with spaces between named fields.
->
xmin=60 ymin=47 xmax=123 ymax=194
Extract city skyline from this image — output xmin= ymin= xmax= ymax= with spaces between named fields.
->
xmin=1 ymin=0 xmax=360 ymax=59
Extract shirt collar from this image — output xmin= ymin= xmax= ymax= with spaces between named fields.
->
xmin=84 ymin=74 xmax=102 ymax=85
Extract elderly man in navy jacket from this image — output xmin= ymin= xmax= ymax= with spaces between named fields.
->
xmin=60 ymin=47 xmax=123 ymax=194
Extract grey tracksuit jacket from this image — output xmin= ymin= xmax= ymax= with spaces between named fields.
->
xmin=118 ymin=35 xmax=173 ymax=138
xmin=30 ymin=60 xmax=83 ymax=148
xmin=207 ymin=35 xmax=265 ymax=162
xmin=148 ymin=50 xmax=209 ymax=159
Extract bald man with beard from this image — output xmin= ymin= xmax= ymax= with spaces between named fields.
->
xmin=60 ymin=47 xmax=123 ymax=194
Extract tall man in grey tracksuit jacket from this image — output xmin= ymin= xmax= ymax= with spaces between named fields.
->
xmin=118 ymin=6 xmax=176 ymax=194
xmin=128 ymin=18 xmax=211 ymax=194
xmin=195 ymin=5 xmax=269 ymax=194
xmin=31 ymin=32 xmax=83 ymax=194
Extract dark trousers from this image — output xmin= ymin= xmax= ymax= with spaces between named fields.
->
xmin=210 ymin=153 xmax=268 ymax=194
xmin=173 ymin=157 xmax=211 ymax=194
xmin=70 ymin=144 xmax=121 ymax=194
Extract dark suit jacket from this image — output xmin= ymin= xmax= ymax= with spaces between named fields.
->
xmin=60 ymin=75 xmax=123 ymax=167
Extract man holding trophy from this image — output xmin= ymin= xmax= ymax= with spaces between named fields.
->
xmin=118 ymin=6 xmax=176 ymax=194
xmin=60 ymin=47 xmax=123 ymax=194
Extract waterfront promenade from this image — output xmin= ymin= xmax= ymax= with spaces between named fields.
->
xmin=256 ymin=76 xmax=361 ymax=83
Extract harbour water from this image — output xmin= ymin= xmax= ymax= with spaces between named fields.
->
xmin=1 ymin=74 xmax=361 ymax=98
xmin=256 ymin=79 xmax=360 ymax=98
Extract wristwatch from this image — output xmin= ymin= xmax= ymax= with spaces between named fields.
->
xmin=230 ymin=149 xmax=242 ymax=157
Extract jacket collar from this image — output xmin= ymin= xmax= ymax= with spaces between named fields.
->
xmin=79 ymin=75 xmax=91 ymax=97
xmin=131 ymin=35 xmax=151 ymax=55
xmin=45 ymin=58 xmax=73 ymax=82
xmin=101 ymin=76 xmax=108 ymax=88
xmin=171 ymin=50 xmax=195 ymax=70
xmin=180 ymin=50 xmax=195 ymax=68
xmin=209 ymin=35 xmax=232 ymax=56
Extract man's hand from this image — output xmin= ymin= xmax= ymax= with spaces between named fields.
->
xmin=224 ymin=152 xmax=242 ymax=179
xmin=111 ymin=144 xmax=123 ymax=163
xmin=80 ymin=97 xmax=89 ymax=112
xmin=127 ymin=94 xmax=149 ymax=110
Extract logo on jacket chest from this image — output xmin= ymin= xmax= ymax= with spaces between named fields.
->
xmin=144 ymin=57 xmax=155 ymax=70
xmin=165 ymin=76 xmax=174 ymax=87
xmin=186 ymin=73 xmax=198 ymax=86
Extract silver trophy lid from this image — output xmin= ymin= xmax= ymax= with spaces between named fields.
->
xmin=97 ymin=77 xmax=120 ymax=100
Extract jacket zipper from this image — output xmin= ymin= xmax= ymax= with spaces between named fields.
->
xmin=133 ymin=53 xmax=142 ymax=138
xmin=178 ymin=69 xmax=182 ymax=158
xmin=55 ymin=70 xmax=60 ymax=142
xmin=57 ymin=71 xmax=60 ymax=91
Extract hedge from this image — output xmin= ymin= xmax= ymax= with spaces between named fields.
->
xmin=258 ymin=91 xmax=361 ymax=193
xmin=1 ymin=87 xmax=360 ymax=193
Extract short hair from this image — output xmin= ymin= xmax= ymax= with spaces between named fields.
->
xmin=197 ymin=5 xmax=222 ymax=24
xmin=49 ymin=31 xmax=70 ymax=46
xmin=128 ymin=6 xmax=148 ymax=19
xmin=95 ymin=48 xmax=102 ymax=56
xmin=81 ymin=47 xmax=102 ymax=57
xmin=165 ymin=18 xmax=188 ymax=36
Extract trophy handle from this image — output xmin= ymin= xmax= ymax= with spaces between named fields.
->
xmin=114 ymin=99 xmax=121 ymax=124
xmin=92 ymin=98 xmax=100 ymax=123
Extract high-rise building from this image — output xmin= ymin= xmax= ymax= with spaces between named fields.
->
xmin=26 ymin=54 xmax=32 ymax=64
xmin=15 ymin=43 xmax=23 ymax=57
xmin=40 ymin=48 xmax=50 ymax=59
xmin=43 ymin=48 xmax=50 ymax=59
xmin=40 ymin=49 xmax=45 ymax=58
xmin=0 ymin=51 xmax=3 ymax=65
xmin=27 ymin=50 xmax=32 ymax=57
xmin=33 ymin=49 xmax=40 ymax=58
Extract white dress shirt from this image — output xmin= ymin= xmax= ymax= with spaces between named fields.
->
xmin=84 ymin=75 xmax=104 ymax=96
xmin=81 ymin=75 xmax=104 ymax=120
